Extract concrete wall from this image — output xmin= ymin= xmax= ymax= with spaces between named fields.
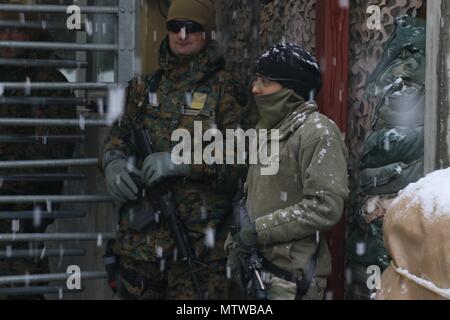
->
xmin=437 ymin=0 xmax=450 ymax=168
xmin=425 ymin=0 xmax=450 ymax=172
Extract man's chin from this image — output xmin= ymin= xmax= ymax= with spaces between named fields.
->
xmin=172 ymin=45 xmax=194 ymax=55
xmin=174 ymin=51 xmax=197 ymax=59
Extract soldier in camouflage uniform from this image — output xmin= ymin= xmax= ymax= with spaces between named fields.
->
xmin=0 ymin=2 xmax=77 ymax=299
xmin=102 ymin=0 xmax=245 ymax=300
xmin=226 ymin=43 xmax=349 ymax=300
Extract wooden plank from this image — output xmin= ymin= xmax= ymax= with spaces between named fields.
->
xmin=315 ymin=0 xmax=350 ymax=300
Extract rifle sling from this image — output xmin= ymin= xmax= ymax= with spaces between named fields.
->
xmin=261 ymin=243 xmax=320 ymax=299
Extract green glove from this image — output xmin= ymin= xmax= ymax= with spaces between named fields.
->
xmin=105 ymin=159 xmax=139 ymax=202
xmin=143 ymin=152 xmax=190 ymax=187
xmin=234 ymin=223 xmax=259 ymax=254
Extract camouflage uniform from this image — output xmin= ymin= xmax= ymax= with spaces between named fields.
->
xmin=0 ymin=50 xmax=77 ymax=299
xmin=103 ymin=38 xmax=245 ymax=300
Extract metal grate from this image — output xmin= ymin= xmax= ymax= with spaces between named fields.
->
xmin=0 ymin=0 xmax=138 ymax=298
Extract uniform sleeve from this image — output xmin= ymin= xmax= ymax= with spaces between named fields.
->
xmin=101 ymin=77 xmax=144 ymax=171
xmin=187 ymin=75 xmax=249 ymax=193
xmin=255 ymin=126 xmax=349 ymax=245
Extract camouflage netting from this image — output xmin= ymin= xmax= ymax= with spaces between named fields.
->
xmin=216 ymin=0 xmax=316 ymax=96
xmin=216 ymin=0 xmax=422 ymax=156
xmin=346 ymin=0 xmax=425 ymax=300
xmin=347 ymin=0 xmax=423 ymax=165
xmin=346 ymin=0 xmax=424 ymax=234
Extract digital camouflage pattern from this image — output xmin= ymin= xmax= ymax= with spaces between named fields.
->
xmin=0 ymin=49 xmax=77 ymax=299
xmin=117 ymin=256 xmax=229 ymax=300
xmin=103 ymin=38 xmax=248 ymax=300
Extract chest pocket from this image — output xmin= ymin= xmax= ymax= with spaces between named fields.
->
xmin=140 ymin=72 xmax=222 ymax=151
xmin=180 ymin=89 xmax=219 ymax=134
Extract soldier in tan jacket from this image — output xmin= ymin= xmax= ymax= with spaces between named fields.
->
xmin=376 ymin=168 xmax=450 ymax=300
xmin=226 ymin=42 xmax=349 ymax=300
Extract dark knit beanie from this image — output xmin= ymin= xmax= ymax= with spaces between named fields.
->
xmin=254 ymin=42 xmax=322 ymax=100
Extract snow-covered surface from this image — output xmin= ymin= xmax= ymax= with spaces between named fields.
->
xmin=366 ymin=197 xmax=379 ymax=214
xmin=383 ymin=77 xmax=404 ymax=94
xmin=256 ymin=41 xmax=320 ymax=71
xmin=383 ymin=128 xmax=406 ymax=152
xmin=393 ymin=265 xmax=450 ymax=299
xmin=393 ymin=168 xmax=450 ymax=220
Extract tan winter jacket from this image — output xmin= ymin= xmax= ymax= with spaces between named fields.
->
xmin=245 ymin=101 xmax=349 ymax=278
xmin=376 ymin=169 xmax=450 ymax=300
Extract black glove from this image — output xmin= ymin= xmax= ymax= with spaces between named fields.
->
xmin=233 ymin=223 xmax=259 ymax=254
xmin=226 ymin=242 xmax=245 ymax=286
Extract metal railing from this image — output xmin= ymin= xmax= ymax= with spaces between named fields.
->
xmin=0 ymin=286 xmax=83 ymax=296
xmin=0 ymin=195 xmax=114 ymax=204
xmin=0 ymin=271 xmax=108 ymax=286
xmin=0 ymin=210 xmax=87 ymax=219
xmin=0 ymin=134 xmax=86 ymax=142
xmin=0 ymin=158 xmax=99 ymax=169
xmin=0 ymin=118 xmax=111 ymax=127
xmin=0 ymin=173 xmax=87 ymax=182
xmin=0 ymin=58 xmax=88 ymax=68
xmin=0 ymin=233 xmax=116 ymax=242
xmin=0 ymin=4 xmax=119 ymax=13
xmin=0 ymin=1 xmax=137 ymax=298
xmin=0 ymin=248 xmax=86 ymax=258
xmin=0 ymin=1 xmax=136 ymax=83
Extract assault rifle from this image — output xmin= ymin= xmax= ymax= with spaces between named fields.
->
xmin=133 ymin=128 xmax=205 ymax=300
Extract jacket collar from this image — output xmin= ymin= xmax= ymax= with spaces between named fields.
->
xmin=158 ymin=37 xmax=225 ymax=90
xmin=275 ymin=101 xmax=318 ymax=141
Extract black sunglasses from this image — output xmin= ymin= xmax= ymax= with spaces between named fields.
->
xmin=166 ymin=19 xmax=204 ymax=34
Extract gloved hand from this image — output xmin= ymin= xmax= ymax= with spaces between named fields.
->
xmin=233 ymin=223 xmax=259 ymax=254
xmin=105 ymin=159 xmax=139 ymax=202
xmin=224 ymin=233 xmax=243 ymax=285
xmin=226 ymin=242 xmax=245 ymax=285
xmin=142 ymin=152 xmax=190 ymax=187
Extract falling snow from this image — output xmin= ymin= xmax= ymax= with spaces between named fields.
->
xmin=106 ymin=85 xmax=126 ymax=125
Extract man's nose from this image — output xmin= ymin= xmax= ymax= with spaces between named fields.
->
xmin=252 ymin=85 xmax=261 ymax=96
